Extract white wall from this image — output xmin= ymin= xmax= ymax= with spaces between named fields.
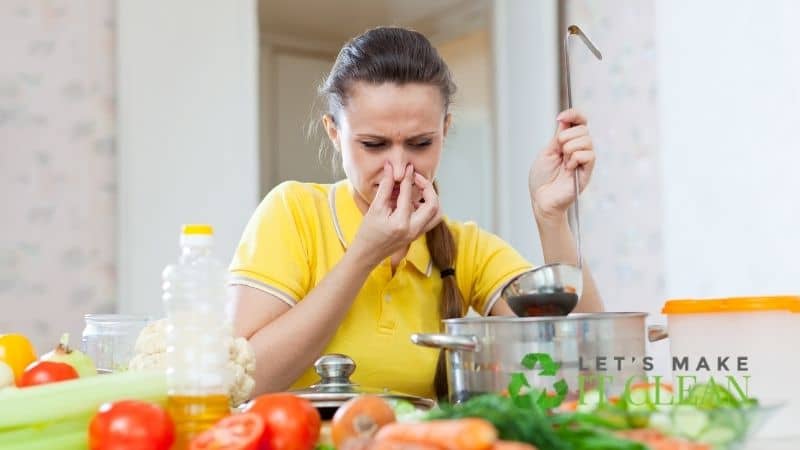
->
xmin=117 ymin=1 xmax=260 ymax=317
xmin=436 ymin=29 xmax=495 ymax=231
xmin=656 ymin=4 xmax=800 ymax=436
xmin=492 ymin=0 xmax=559 ymax=261
xmin=655 ymin=1 xmax=800 ymax=298
xmin=563 ymin=1 xmax=669 ymax=376
xmin=0 ymin=1 xmax=116 ymax=352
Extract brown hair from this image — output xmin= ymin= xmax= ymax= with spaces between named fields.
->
xmin=319 ymin=26 xmax=462 ymax=399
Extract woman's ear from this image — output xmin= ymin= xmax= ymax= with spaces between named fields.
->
xmin=322 ymin=114 xmax=340 ymax=151
xmin=443 ymin=113 xmax=452 ymax=138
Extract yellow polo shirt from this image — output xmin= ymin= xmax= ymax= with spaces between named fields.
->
xmin=229 ymin=180 xmax=533 ymax=398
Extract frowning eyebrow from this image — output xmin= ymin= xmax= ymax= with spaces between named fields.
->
xmin=355 ymin=132 xmax=437 ymax=140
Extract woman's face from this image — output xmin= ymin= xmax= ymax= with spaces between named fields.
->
xmin=324 ymin=82 xmax=450 ymax=212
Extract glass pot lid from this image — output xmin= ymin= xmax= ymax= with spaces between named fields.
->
xmin=290 ymin=354 xmax=435 ymax=411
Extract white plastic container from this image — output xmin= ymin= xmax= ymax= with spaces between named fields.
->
xmin=661 ymin=296 xmax=800 ymax=438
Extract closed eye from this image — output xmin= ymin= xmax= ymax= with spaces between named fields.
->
xmin=409 ymin=140 xmax=432 ymax=148
xmin=361 ymin=141 xmax=386 ymax=149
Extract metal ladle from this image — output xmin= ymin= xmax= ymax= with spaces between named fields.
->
xmin=502 ymin=24 xmax=602 ymax=317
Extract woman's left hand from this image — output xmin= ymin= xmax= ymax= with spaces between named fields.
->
xmin=529 ymin=108 xmax=595 ymax=223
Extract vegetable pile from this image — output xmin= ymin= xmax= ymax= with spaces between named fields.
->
xmin=0 ymin=332 xmax=766 ymax=450
xmin=413 ymin=354 xmax=763 ymax=450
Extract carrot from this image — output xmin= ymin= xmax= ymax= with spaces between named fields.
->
xmin=368 ymin=439 xmax=445 ymax=450
xmin=616 ymin=429 xmax=712 ymax=450
xmin=491 ymin=441 xmax=538 ymax=450
xmin=558 ymin=399 xmax=579 ymax=411
xmin=373 ymin=419 xmax=497 ymax=450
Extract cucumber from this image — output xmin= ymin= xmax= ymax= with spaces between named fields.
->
xmin=576 ymin=389 xmax=604 ymax=412
xmin=670 ymin=404 xmax=709 ymax=439
xmin=685 ymin=382 xmax=739 ymax=410
xmin=647 ymin=411 xmax=673 ymax=433
xmin=697 ymin=426 xmax=738 ymax=446
xmin=707 ymin=407 xmax=748 ymax=441
xmin=713 ymin=407 xmax=745 ymax=429
xmin=391 ymin=399 xmax=427 ymax=422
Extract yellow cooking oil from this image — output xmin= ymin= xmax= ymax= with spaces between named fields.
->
xmin=167 ymin=393 xmax=230 ymax=449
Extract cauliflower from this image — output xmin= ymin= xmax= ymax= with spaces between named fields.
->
xmin=128 ymin=319 xmax=256 ymax=406
xmin=128 ymin=351 xmax=166 ymax=370
xmin=133 ymin=319 xmax=168 ymax=354
xmin=0 ymin=361 xmax=14 ymax=390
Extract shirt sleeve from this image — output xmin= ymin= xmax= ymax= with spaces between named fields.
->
xmin=456 ymin=223 xmax=535 ymax=316
xmin=228 ymin=181 xmax=312 ymax=307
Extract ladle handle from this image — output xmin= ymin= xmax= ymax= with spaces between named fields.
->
xmin=410 ymin=334 xmax=480 ymax=352
xmin=564 ymin=29 xmax=582 ymax=269
xmin=563 ymin=25 xmax=601 ymax=269
xmin=572 ymin=171 xmax=582 ymax=269
xmin=647 ymin=325 xmax=669 ymax=342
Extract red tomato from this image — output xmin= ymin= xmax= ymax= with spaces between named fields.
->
xmin=190 ymin=413 xmax=265 ymax=450
xmin=89 ymin=400 xmax=175 ymax=450
xmin=18 ymin=361 xmax=78 ymax=387
xmin=244 ymin=393 xmax=321 ymax=450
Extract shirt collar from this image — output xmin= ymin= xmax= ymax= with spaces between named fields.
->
xmin=329 ymin=179 xmax=432 ymax=277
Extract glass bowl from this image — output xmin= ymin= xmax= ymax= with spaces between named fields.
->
xmin=642 ymin=401 xmax=785 ymax=449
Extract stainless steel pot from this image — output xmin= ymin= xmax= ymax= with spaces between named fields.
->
xmin=412 ymin=313 xmax=654 ymax=403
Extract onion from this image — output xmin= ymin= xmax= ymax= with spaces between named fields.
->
xmin=40 ymin=333 xmax=97 ymax=377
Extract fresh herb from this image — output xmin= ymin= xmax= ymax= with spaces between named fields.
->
xmin=427 ymin=394 xmax=568 ymax=450
xmin=553 ymin=426 xmax=648 ymax=450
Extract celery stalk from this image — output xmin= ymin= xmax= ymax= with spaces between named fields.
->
xmin=1 ymin=429 xmax=88 ymax=450
xmin=0 ymin=370 xmax=166 ymax=429
xmin=0 ymin=412 xmax=93 ymax=444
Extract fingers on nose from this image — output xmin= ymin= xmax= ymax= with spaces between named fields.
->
xmin=390 ymin=161 xmax=411 ymax=181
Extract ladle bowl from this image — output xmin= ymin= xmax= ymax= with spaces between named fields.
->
xmin=500 ymin=264 xmax=582 ymax=316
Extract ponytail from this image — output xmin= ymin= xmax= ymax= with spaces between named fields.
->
xmin=426 ymin=182 xmax=464 ymax=399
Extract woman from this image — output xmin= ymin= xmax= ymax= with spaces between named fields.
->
xmin=229 ymin=26 xmax=603 ymax=400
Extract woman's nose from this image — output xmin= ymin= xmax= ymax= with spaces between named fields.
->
xmin=388 ymin=148 xmax=408 ymax=181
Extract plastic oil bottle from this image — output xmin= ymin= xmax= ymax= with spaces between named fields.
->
xmin=162 ymin=224 xmax=231 ymax=448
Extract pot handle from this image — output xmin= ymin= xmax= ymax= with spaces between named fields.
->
xmin=647 ymin=325 xmax=669 ymax=342
xmin=410 ymin=333 xmax=480 ymax=352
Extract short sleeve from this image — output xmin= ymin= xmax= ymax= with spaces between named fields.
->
xmin=228 ymin=181 xmax=312 ymax=306
xmin=455 ymin=223 xmax=534 ymax=316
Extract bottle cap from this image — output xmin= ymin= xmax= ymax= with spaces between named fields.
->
xmin=180 ymin=224 xmax=214 ymax=247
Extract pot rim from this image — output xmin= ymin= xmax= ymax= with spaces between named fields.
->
xmin=442 ymin=311 xmax=648 ymax=325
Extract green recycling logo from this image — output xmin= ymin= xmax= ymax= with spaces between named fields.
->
xmin=509 ymin=353 xmax=568 ymax=409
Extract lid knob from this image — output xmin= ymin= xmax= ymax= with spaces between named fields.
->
xmin=314 ymin=354 xmax=355 ymax=385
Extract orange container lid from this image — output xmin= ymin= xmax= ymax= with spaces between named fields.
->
xmin=662 ymin=296 xmax=800 ymax=314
